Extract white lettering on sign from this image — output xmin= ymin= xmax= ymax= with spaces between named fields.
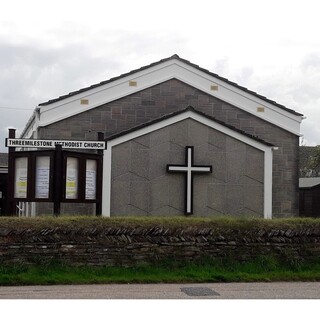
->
xmin=6 ymin=139 xmax=105 ymax=150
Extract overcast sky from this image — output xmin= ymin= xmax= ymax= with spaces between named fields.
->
xmin=1 ymin=0 xmax=320 ymax=152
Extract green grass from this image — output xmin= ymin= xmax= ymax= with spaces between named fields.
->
xmin=1 ymin=215 xmax=320 ymax=232
xmin=1 ymin=216 xmax=320 ymax=285
xmin=1 ymin=256 xmax=320 ymax=286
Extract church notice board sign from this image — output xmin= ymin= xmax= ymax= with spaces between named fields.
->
xmin=61 ymin=151 xmax=102 ymax=203
xmin=5 ymin=131 xmax=104 ymax=216
xmin=9 ymin=150 xmax=102 ymax=204
xmin=11 ymin=150 xmax=54 ymax=202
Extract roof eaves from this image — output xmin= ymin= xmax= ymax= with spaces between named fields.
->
xmin=20 ymin=110 xmax=37 ymax=138
xmin=175 ymin=56 xmax=303 ymax=116
xmin=38 ymin=55 xmax=177 ymax=107
xmin=38 ymin=54 xmax=303 ymax=117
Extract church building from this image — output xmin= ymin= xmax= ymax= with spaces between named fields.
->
xmin=20 ymin=55 xmax=303 ymax=218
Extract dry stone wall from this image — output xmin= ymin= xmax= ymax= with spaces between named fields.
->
xmin=0 ymin=224 xmax=319 ymax=266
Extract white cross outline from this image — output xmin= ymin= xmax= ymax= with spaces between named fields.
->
xmin=167 ymin=146 xmax=212 ymax=215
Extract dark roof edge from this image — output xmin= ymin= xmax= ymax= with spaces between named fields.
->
xmin=20 ymin=109 xmax=38 ymax=138
xmin=105 ymin=106 xmax=274 ymax=147
xmin=38 ymin=54 xmax=303 ymax=117
xmin=39 ymin=55 xmax=178 ymax=106
xmin=176 ymin=56 xmax=303 ymax=117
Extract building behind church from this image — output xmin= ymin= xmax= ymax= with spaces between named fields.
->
xmin=18 ymin=55 xmax=303 ymax=218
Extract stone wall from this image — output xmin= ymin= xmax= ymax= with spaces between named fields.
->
xmin=0 ymin=224 xmax=319 ymax=266
xmin=38 ymin=79 xmax=300 ymax=216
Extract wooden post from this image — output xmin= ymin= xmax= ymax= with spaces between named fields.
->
xmin=6 ymin=129 xmax=16 ymax=216
xmin=96 ymin=132 xmax=104 ymax=216
xmin=53 ymin=144 xmax=62 ymax=217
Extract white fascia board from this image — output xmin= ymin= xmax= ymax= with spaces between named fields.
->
xmin=38 ymin=59 xmax=302 ymax=136
xmin=107 ymin=110 xmax=271 ymax=152
xmin=38 ymin=61 xmax=177 ymax=127
xmin=20 ymin=112 xmax=36 ymax=138
xmin=102 ymin=110 xmax=273 ymax=218
xmin=21 ymin=119 xmax=36 ymax=139
xmin=172 ymin=62 xmax=302 ymax=134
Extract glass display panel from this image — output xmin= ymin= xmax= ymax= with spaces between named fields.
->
xmin=85 ymin=159 xmax=97 ymax=200
xmin=35 ymin=156 xmax=50 ymax=198
xmin=66 ymin=157 xmax=79 ymax=199
xmin=14 ymin=157 xmax=28 ymax=198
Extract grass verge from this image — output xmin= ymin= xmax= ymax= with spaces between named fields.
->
xmin=1 ymin=256 xmax=320 ymax=286
xmin=1 ymin=216 xmax=320 ymax=231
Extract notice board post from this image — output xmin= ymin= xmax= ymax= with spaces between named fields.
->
xmin=6 ymin=128 xmax=16 ymax=216
xmin=53 ymin=144 xmax=62 ymax=217
xmin=95 ymin=132 xmax=104 ymax=216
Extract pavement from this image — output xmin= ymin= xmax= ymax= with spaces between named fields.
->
xmin=0 ymin=282 xmax=320 ymax=299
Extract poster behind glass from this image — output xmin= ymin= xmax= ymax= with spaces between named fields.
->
xmin=85 ymin=159 xmax=97 ymax=200
xmin=35 ymin=156 xmax=50 ymax=199
xmin=14 ymin=157 xmax=28 ymax=198
xmin=66 ymin=157 xmax=79 ymax=199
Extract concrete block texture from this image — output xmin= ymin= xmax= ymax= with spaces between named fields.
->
xmin=39 ymin=79 xmax=299 ymax=216
xmin=110 ymin=119 xmax=264 ymax=217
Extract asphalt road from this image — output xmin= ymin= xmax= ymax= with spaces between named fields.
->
xmin=0 ymin=282 xmax=319 ymax=299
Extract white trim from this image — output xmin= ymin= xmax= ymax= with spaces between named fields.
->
xmin=102 ymin=109 xmax=274 ymax=218
xmin=106 ymin=111 xmax=271 ymax=151
xmin=102 ymin=145 xmax=112 ymax=217
xmin=36 ymin=59 xmax=303 ymax=136
xmin=264 ymin=148 xmax=274 ymax=219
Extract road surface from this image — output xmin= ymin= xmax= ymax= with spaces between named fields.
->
xmin=0 ymin=282 xmax=319 ymax=299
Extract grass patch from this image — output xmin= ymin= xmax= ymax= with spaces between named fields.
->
xmin=1 ymin=215 xmax=320 ymax=232
xmin=1 ymin=216 xmax=320 ymax=285
xmin=1 ymin=256 xmax=320 ymax=286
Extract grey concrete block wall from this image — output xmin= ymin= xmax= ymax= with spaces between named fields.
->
xmin=38 ymin=79 xmax=299 ymax=217
xmin=110 ymin=119 xmax=264 ymax=217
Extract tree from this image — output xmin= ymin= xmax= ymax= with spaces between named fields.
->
xmin=299 ymin=146 xmax=320 ymax=177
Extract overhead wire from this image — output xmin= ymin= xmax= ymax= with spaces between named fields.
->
xmin=0 ymin=106 xmax=34 ymax=110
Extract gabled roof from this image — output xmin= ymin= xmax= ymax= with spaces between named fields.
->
xmin=39 ymin=54 xmax=302 ymax=117
xmin=21 ymin=54 xmax=303 ymax=138
xmin=106 ymin=106 xmax=274 ymax=148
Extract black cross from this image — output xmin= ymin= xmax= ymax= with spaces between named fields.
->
xmin=167 ymin=146 xmax=212 ymax=215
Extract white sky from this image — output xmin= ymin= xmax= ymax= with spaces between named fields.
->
xmin=1 ymin=0 xmax=320 ymax=152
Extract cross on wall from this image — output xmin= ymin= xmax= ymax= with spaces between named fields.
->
xmin=167 ymin=146 xmax=212 ymax=215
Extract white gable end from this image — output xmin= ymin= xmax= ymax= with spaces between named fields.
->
xmin=102 ymin=109 xmax=274 ymax=219
xmin=37 ymin=58 xmax=303 ymax=135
